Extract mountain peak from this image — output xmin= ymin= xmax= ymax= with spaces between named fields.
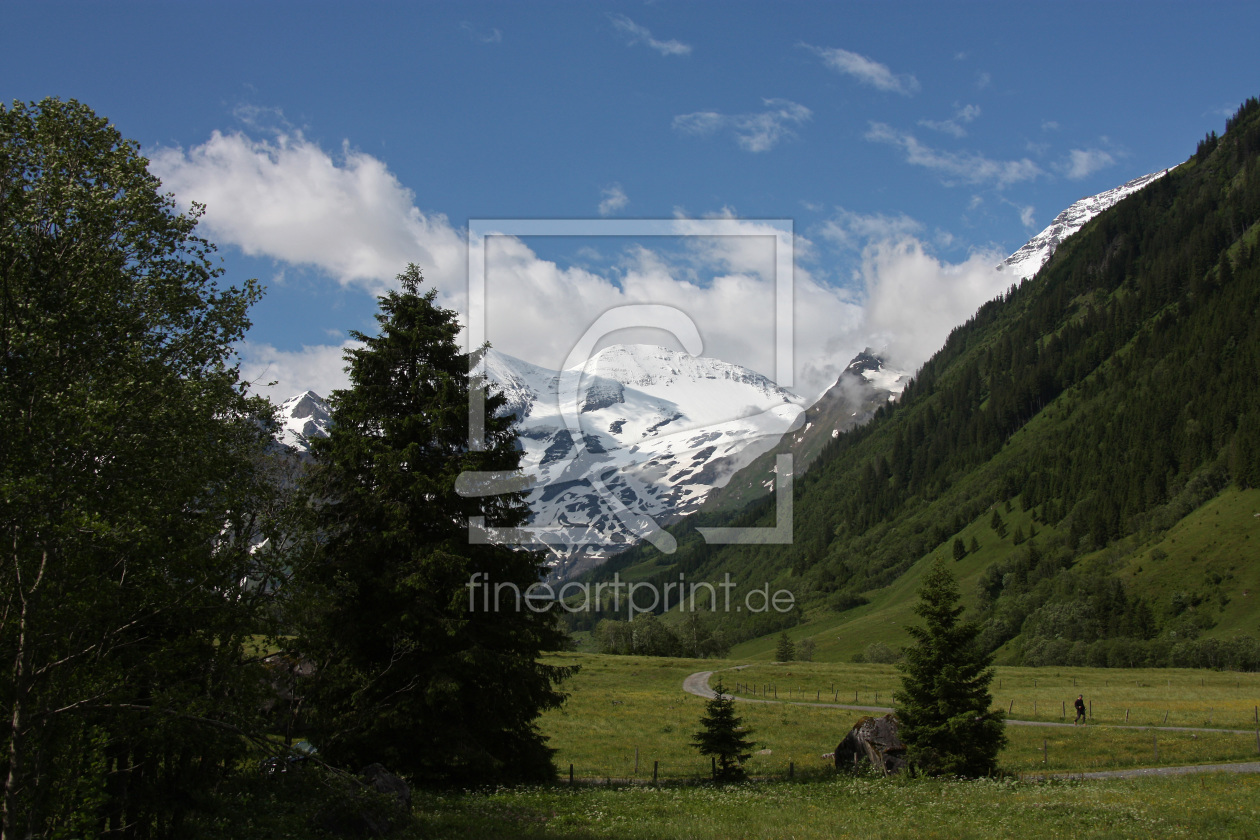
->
xmin=999 ymin=167 xmax=1175 ymax=282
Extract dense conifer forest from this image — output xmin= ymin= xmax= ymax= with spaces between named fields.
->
xmin=584 ymin=98 xmax=1260 ymax=669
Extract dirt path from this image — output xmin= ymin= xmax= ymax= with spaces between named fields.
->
xmin=683 ymin=668 xmax=1260 ymax=736
xmin=684 ymin=669 xmax=1260 ymax=779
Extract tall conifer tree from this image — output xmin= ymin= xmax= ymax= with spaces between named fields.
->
xmin=893 ymin=559 xmax=1005 ymax=776
xmin=300 ymin=265 xmax=572 ymax=785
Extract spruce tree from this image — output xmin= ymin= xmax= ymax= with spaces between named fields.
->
xmin=300 ymin=265 xmax=573 ymax=785
xmin=692 ymin=678 xmax=755 ymax=781
xmin=775 ymin=631 xmax=795 ymax=662
xmin=893 ymin=558 xmax=1005 ymax=777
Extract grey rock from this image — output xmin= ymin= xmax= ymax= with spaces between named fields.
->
xmin=835 ymin=714 xmax=907 ymax=775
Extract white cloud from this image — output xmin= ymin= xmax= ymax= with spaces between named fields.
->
xmin=237 ymin=339 xmax=362 ymax=404
xmin=919 ymin=103 xmax=981 ymax=138
xmin=858 ymin=236 xmax=1008 ymax=371
xmin=997 ymin=198 xmax=1037 ymax=230
xmin=866 ymin=122 xmax=1042 ymax=188
xmin=811 ymin=207 xmax=1013 ymax=375
xmin=1041 ymin=120 xmax=1060 ymax=132
xmin=1062 ymin=148 xmax=1116 ymax=180
xmin=976 ymin=71 xmax=992 ymax=90
xmin=598 ymin=183 xmax=629 ymax=216
xmin=818 ymin=209 xmax=923 ymax=253
xmin=802 ymin=44 xmax=919 ymax=96
xmin=156 ymin=127 xmax=1015 ymax=405
xmin=673 ymin=99 xmax=812 ymax=152
xmin=460 ymin=22 xmax=502 ymax=44
xmin=149 ymin=131 xmax=467 ymax=297
xmin=610 ymin=14 xmax=691 ymax=56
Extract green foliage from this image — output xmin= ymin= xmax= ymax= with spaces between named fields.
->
xmin=894 ymin=560 xmax=1006 ymax=776
xmin=797 ymin=637 xmax=817 ymax=662
xmin=775 ymin=632 xmax=795 ymax=662
xmin=298 ymin=265 xmax=573 ymax=786
xmin=596 ymin=611 xmax=731 ymax=658
xmin=691 ymin=678 xmax=755 ymax=781
xmin=863 ymin=642 xmax=899 ymax=664
xmin=583 ymin=97 xmax=1260 ymax=665
xmin=0 ymin=97 xmax=276 ymax=836
xmin=952 ymin=537 xmax=967 ymax=561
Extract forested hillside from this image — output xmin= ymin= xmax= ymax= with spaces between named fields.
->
xmin=581 ymin=98 xmax=1260 ymax=668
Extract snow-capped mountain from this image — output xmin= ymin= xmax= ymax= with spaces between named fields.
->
xmin=999 ymin=168 xmax=1174 ymax=281
xmin=270 ymin=168 xmax=1176 ymax=576
xmin=275 ymin=390 xmax=331 ymax=454
xmin=480 ymin=345 xmax=806 ymax=577
xmin=700 ymin=348 xmax=910 ymax=514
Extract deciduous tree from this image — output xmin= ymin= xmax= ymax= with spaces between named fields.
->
xmin=0 ymin=97 xmax=273 ymax=837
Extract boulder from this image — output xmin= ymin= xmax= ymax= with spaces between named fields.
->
xmin=317 ymin=764 xmax=411 ymax=837
xmin=834 ymin=714 xmax=907 ymax=775
xmin=361 ymin=763 xmax=411 ymax=812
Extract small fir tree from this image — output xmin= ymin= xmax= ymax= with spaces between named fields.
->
xmin=775 ymin=631 xmax=795 ymax=662
xmin=692 ymin=678 xmax=755 ymax=781
xmin=893 ymin=558 xmax=1006 ymax=777
xmin=952 ymin=537 xmax=967 ymax=561
xmin=989 ymin=509 xmax=1008 ymax=538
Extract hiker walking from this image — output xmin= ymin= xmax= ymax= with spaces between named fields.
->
xmin=1074 ymin=694 xmax=1086 ymax=725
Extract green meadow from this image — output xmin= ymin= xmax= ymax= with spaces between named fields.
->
xmin=404 ymin=652 xmax=1260 ymax=839
xmin=412 ymin=773 xmax=1260 ymax=840
xmin=537 ymin=653 xmax=1260 ymax=780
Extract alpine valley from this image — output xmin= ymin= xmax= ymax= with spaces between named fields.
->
xmin=276 ymin=163 xmax=1174 ymax=579
xmin=583 ymin=100 xmax=1260 ymax=669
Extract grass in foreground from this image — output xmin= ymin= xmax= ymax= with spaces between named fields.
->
xmin=413 ymin=773 xmax=1260 ymax=839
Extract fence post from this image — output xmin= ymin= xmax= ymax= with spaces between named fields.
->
xmin=635 ymin=747 xmax=639 ymax=774
xmin=789 ymin=761 xmax=794 ymax=779
xmin=1164 ymin=710 xmax=1169 ymax=724
xmin=1042 ymin=739 xmax=1047 ymax=765
xmin=653 ymin=760 xmax=658 ymax=784
xmin=1153 ymin=734 xmax=1158 ymax=761
xmin=1089 ymin=700 xmax=1092 ymax=720
xmin=1125 ymin=708 xmax=1130 ymax=723
xmin=712 ymin=756 xmax=716 ymax=780
xmin=1062 ymin=701 xmax=1065 ymax=720
xmin=569 ymin=764 xmax=574 ymax=785
xmin=1009 ymin=699 xmax=1014 ymax=714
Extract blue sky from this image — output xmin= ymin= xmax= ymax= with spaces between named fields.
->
xmin=4 ymin=1 xmax=1257 ymax=401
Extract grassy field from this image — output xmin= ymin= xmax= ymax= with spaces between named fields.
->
xmin=538 ymin=653 xmax=1260 ymax=780
xmin=377 ymin=652 xmax=1260 ymax=839
xmin=412 ymin=773 xmax=1260 ymax=839
xmin=724 ymin=488 xmax=1260 ymax=665
xmin=729 ymin=660 xmax=1260 ymax=729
